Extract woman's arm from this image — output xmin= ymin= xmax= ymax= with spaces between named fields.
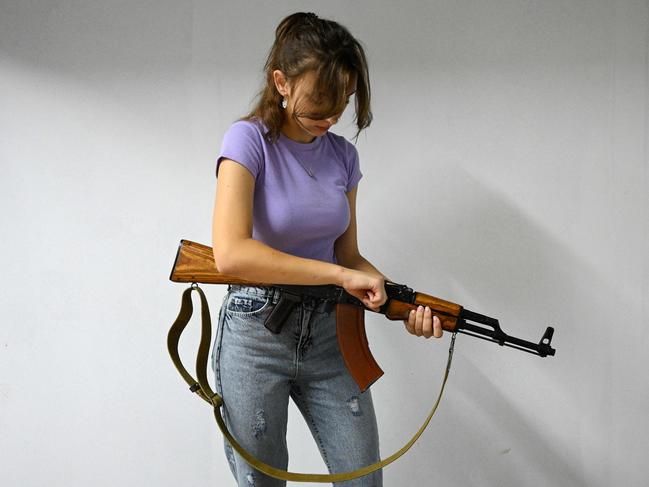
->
xmin=213 ymin=159 xmax=347 ymax=286
xmin=337 ymin=254 xmax=390 ymax=281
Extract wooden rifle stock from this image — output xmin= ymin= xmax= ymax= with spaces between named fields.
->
xmin=169 ymin=239 xmax=258 ymax=285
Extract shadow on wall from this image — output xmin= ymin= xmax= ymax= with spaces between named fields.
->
xmin=376 ymin=161 xmax=639 ymax=486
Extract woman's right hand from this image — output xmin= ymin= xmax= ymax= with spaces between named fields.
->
xmin=339 ymin=268 xmax=387 ymax=313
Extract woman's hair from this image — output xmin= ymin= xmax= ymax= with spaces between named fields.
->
xmin=239 ymin=12 xmax=372 ymax=144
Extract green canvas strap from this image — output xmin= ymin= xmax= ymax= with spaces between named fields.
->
xmin=167 ymin=283 xmax=457 ymax=483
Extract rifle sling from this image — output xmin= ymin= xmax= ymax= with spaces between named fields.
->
xmin=167 ymin=283 xmax=457 ymax=483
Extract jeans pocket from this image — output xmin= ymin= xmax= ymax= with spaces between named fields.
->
xmin=225 ymin=292 xmax=271 ymax=316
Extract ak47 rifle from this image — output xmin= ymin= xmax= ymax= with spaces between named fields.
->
xmin=169 ymin=239 xmax=555 ymax=390
xmin=166 ymin=239 xmax=556 ymax=483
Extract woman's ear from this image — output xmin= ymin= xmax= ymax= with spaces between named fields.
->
xmin=273 ymin=69 xmax=289 ymax=97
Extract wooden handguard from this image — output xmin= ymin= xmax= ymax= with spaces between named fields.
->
xmin=383 ymin=294 xmax=462 ymax=332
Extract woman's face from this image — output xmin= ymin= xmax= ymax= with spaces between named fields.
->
xmin=275 ymin=69 xmax=357 ymax=138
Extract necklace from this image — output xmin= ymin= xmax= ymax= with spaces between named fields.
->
xmin=294 ymin=156 xmax=316 ymax=179
xmin=281 ymin=135 xmax=318 ymax=179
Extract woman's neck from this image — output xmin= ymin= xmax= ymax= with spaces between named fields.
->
xmin=281 ymin=118 xmax=317 ymax=144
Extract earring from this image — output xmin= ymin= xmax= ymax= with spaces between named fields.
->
xmin=281 ymin=97 xmax=288 ymax=109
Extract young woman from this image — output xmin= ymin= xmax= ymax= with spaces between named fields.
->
xmin=211 ymin=12 xmax=443 ymax=487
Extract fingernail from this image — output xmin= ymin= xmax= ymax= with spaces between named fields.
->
xmin=418 ymin=305 xmax=423 ymax=311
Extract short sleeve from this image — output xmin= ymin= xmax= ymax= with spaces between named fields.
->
xmin=216 ymin=121 xmax=264 ymax=180
xmin=345 ymin=142 xmax=363 ymax=192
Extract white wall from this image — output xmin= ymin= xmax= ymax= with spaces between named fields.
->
xmin=1 ymin=1 xmax=647 ymax=486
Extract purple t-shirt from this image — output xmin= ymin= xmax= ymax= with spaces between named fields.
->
xmin=216 ymin=117 xmax=363 ymax=264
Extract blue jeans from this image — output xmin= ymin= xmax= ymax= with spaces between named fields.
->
xmin=211 ymin=284 xmax=383 ymax=487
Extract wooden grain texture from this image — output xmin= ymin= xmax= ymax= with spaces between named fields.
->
xmin=383 ymin=294 xmax=461 ymax=332
xmin=169 ymin=239 xmax=257 ymax=285
xmin=336 ymin=302 xmax=384 ymax=392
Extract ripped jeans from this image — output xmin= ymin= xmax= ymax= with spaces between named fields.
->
xmin=211 ymin=284 xmax=383 ymax=487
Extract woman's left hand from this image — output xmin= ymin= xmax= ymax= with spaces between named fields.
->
xmin=403 ymin=305 xmax=444 ymax=339
xmin=382 ymin=276 xmax=443 ymax=339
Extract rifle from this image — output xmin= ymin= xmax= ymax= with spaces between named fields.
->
xmin=167 ymin=239 xmax=556 ymax=483
xmin=170 ymin=239 xmax=555 ymax=389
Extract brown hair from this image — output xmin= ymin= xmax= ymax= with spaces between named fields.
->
xmin=238 ymin=12 xmax=372 ymax=144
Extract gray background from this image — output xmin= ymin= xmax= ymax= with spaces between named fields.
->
xmin=1 ymin=1 xmax=647 ymax=486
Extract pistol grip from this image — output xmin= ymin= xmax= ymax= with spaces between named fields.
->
xmin=263 ymin=292 xmax=301 ymax=334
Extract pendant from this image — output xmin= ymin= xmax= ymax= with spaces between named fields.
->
xmin=296 ymin=158 xmax=316 ymax=179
